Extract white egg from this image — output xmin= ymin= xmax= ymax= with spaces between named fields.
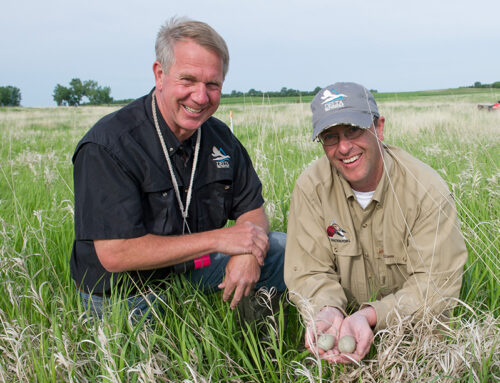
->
xmin=338 ymin=335 xmax=356 ymax=353
xmin=317 ymin=333 xmax=335 ymax=351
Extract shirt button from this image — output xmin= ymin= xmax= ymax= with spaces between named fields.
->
xmin=162 ymin=192 xmax=168 ymax=197
xmin=184 ymin=188 xmax=188 ymax=193
xmin=362 ymin=223 xmax=368 ymax=228
xmin=169 ymin=147 xmax=174 ymax=152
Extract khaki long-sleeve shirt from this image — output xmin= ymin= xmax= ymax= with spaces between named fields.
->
xmin=284 ymin=145 xmax=467 ymax=331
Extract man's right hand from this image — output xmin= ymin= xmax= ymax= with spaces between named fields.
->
xmin=215 ymin=221 xmax=269 ymax=266
xmin=305 ymin=306 xmax=344 ymax=358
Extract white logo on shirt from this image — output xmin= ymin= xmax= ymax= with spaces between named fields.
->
xmin=326 ymin=219 xmax=349 ymax=243
xmin=212 ymin=146 xmax=230 ymax=169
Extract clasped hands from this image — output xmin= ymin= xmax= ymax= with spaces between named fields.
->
xmin=305 ymin=306 xmax=375 ymax=364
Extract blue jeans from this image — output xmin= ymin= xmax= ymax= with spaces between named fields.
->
xmin=79 ymin=231 xmax=286 ymax=319
xmin=187 ymin=231 xmax=287 ymax=293
xmin=79 ymin=290 xmax=165 ymax=320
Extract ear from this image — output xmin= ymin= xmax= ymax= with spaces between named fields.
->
xmin=152 ymin=61 xmax=164 ymax=91
xmin=376 ymin=116 xmax=385 ymax=141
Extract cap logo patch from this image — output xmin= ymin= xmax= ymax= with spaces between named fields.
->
xmin=321 ymin=88 xmax=347 ymax=112
xmin=326 ymin=219 xmax=349 ymax=243
xmin=212 ymin=146 xmax=230 ymax=168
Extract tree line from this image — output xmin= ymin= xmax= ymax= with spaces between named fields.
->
xmin=222 ymin=86 xmax=323 ymax=98
xmin=470 ymin=81 xmax=500 ymax=89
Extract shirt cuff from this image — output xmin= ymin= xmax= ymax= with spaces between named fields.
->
xmin=360 ymin=300 xmax=391 ymax=331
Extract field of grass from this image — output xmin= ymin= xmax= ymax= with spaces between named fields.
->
xmin=0 ymin=89 xmax=499 ymax=382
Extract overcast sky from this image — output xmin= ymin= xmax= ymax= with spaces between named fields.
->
xmin=2 ymin=0 xmax=499 ymax=107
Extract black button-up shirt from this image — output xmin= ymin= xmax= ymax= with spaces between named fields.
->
xmin=71 ymin=90 xmax=264 ymax=294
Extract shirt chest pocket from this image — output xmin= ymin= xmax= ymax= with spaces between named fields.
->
xmin=330 ymin=240 xmax=368 ymax=301
xmin=195 ymin=179 xmax=234 ymax=231
xmin=379 ymin=213 xmax=409 ymax=266
xmin=380 ymin=240 xmax=408 ymax=265
xmin=378 ymin=232 xmax=409 ymax=291
xmin=143 ymin=185 xmax=184 ymax=235
xmin=325 ymin=219 xmax=361 ymax=277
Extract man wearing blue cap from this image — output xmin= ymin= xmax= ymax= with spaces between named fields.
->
xmin=284 ymin=82 xmax=467 ymax=363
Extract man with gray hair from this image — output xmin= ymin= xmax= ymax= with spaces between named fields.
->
xmin=71 ymin=18 xmax=285 ymax=319
xmin=284 ymin=82 xmax=467 ymax=363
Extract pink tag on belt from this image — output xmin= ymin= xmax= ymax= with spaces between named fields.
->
xmin=194 ymin=254 xmax=211 ymax=269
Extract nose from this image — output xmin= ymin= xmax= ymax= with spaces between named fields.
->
xmin=336 ymin=134 xmax=353 ymax=155
xmin=191 ymin=83 xmax=209 ymax=105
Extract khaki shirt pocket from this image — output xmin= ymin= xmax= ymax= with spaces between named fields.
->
xmin=331 ymin=241 xmax=368 ymax=305
xmin=379 ymin=239 xmax=409 ymax=294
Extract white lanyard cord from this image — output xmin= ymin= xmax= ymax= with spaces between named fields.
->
xmin=151 ymin=93 xmax=201 ymax=234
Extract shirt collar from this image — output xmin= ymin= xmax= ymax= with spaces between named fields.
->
xmin=150 ymin=89 xmax=197 ymax=158
xmin=339 ymin=173 xmax=355 ymax=199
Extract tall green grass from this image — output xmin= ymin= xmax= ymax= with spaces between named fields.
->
xmin=0 ymin=90 xmax=498 ymax=381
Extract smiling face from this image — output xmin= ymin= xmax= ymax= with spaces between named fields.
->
xmin=153 ymin=39 xmax=223 ymax=141
xmin=322 ymin=117 xmax=386 ymax=192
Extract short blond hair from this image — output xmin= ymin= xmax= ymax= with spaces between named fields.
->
xmin=155 ymin=17 xmax=230 ymax=79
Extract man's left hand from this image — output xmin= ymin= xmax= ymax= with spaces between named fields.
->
xmin=218 ymin=254 xmax=261 ymax=309
xmin=326 ymin=306 xmax=376 ymax=364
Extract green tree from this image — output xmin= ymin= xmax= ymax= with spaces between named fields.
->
xmin=83 ymin=79 xmax=98 ymax=93
xmin=53 ymin=78 xmax=113 ymax=106
xmin=0 ymin=86 xmax=22 ymax=106
xmin=53 ymin=84 xmax=71 ymax=106
xmin=84 ymin=80 xmax=112 ymax=105
xmin=88 ymin=86 xmax=112 ymax=104
xmin=68 ymin=78 xmax=85 ymax=106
